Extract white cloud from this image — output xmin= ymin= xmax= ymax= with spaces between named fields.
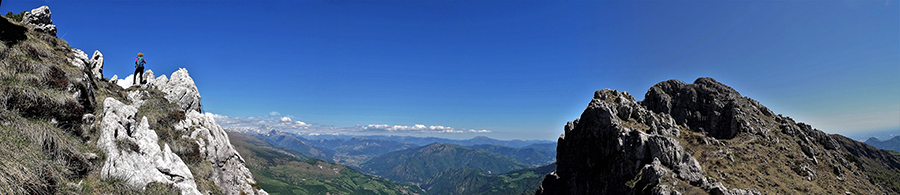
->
xmin=209 ymin=113 xmax=490 ymax=136
xmin=296 ymin=121 xmax=311 ymax=127
xmin=363 ymin=124 xmax=490 ymax=133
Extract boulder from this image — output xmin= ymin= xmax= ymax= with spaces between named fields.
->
xmin=89 ymin=50 xmax=104 ymax=79
xmin=159 ymin=68 xmax=202 ymax=113
xmin=21 ymin=6 xmax=57 ymax=36
xmin=638 ymin=158 xmax=668 ymax=192
xmin=98 ymin=98 xmax=200 ymax=195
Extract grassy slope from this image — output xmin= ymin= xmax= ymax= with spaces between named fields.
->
xmin=421 ymin=163 xmax=555 ymax=195
xmin=0 ymin=15 xmax=185 ymax=194
xmin=229 ymin=132 xmax=426 ymax=195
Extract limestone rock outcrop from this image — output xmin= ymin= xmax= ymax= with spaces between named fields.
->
xmin=69 ymin=49 xmax=90 ymax=70
xmin=90 ymin=50 xmax=104 ymax=79
xmin=103 ymin=68 xmax=264 ymax=194
xmin=21 ymin=6 xmax=57 ymax=36
xmin=114 ymin=68 xmax=201 ymax=112
xmin=98 ymin=97 xmax=200 ymax=195
xmin=157 ymin=68 xmax=202 ymax=113
xmin=68 ymin=49 xmax=105 ymax=81
xmin=177 ymin=111 xmax=266 ymax=195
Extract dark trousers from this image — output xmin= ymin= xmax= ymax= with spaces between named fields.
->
xmin=133 ymin=66 xmax=144 ymax=85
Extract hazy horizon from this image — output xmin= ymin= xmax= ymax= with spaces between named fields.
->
xmin=3 ymin=1 xmax=896 ymax=140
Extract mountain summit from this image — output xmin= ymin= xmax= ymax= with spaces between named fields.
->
xmin=538 ymin=78 xmax=900 ymax=195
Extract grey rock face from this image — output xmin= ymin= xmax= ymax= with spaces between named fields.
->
xmin=538 ymin=89 xmax=706 ymax=195
xmin=98 ymin=98 xmax=200 ymax=195
xmin=155 ymin=68 xmax=202 ymax=113
xmin=176 ymin=110 xmax=266 ymax=195
xmin=151 ymin=74 xmax=169 ymax=88
xmin=538 ymin=85 xmax=766 ymax=195
xmin=22 ymin=6 xmax=57 ymax=36
xmin=639 ymin=158 xmax=668 ymax=189
xmin=90 ymin=50 xmax=104 ymax=79
xmin=641 ymin=78 xmax=773 ymax=139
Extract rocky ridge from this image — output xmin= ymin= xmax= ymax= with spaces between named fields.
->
xmin=98 ymin=97 xmax=200 ymax=194
xmin=99 ymin=68 xmax=265 ymax=195
xmin=538 ymin=78 xmax=900 ymax=195
xmin=0 ymin=6 xmax=265 ymax=194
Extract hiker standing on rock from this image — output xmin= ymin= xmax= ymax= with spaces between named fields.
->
xmin=134 ymin=52 xmax=146 ymax=85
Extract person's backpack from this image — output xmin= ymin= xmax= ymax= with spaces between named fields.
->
xmin=135 ymin=57 xmax=145 ymax=68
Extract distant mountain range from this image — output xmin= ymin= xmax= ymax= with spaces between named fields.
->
xmin=304 ymin=136 xmax=422 ymax=167
xmin=257 ymin=131 xmax=336 ymax=161
xmin=244 ymin=130 xmax=557 ymax=168
xmin=469 ymin=144 xmax=556 ymax=166
xmin=231 ymin=130 xmax=558 ymax=194
xmin=866 ymin=136 xmax=900 ymax=154
xmin=422 ymin=163 xmax=556 ymax=195
xmin=228 ymin=132 xmax=425 ymax=195
xmin=360 ymin=143 xmax=530 ymax=184
xmin=303 ymin=135 xmax=555 ymax=148
xmin=844 ymin=128 xmax=900 ymax=142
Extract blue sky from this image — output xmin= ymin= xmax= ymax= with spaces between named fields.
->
xmin=3 ymin=0 xmax=897 ymax=140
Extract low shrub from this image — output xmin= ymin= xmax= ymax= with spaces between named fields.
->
xmin=4 ymin=11 xmax=27 ymax=22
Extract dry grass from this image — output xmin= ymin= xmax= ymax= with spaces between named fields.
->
xmin=61 ymin=173 xmax=180 ymax=195
xmin=676 ymin=126 xmax=886 ymax=194
xmin=0 ymin=14 xmax=188 ymax=194
xmin=0 ymin=20 xmax=90 ymax=139
xmin=0 ymin=109 xmax=97 ymax=194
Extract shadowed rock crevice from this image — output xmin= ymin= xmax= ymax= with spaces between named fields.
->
xmin=0 ymin=17 xmax=27 ymax=45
